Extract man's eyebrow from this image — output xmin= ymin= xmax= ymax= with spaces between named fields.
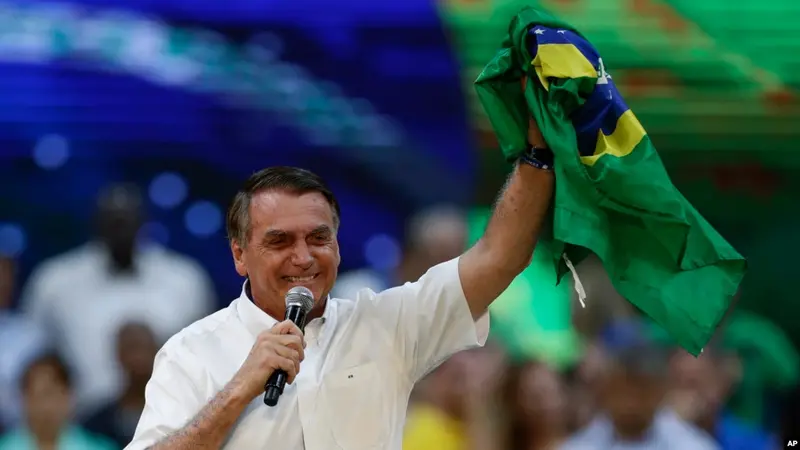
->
xmin=310 ymin=225 xmax=332 ymax=235
xmin=263 ymin=229 xmax=287 ymax=239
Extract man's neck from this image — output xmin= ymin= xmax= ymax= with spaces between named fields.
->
xmin=306 ymin=300 xmax=326 ymax=321
xmin=248 ymin=283 xmax=328 ymax=323
xmin=261 ymin=299 xmax=326 ymax=322
xmin=99 ymin=241 xmax=137 ymax=273
xmin=110 ymin=257 xmax=135 ymax=273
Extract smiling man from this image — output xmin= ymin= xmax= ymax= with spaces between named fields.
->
xmin=126 ymin=133 xmax=554 ymax=450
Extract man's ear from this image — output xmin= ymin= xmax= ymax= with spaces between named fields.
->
xmin=231 ymin=240 xmax=247 ymax=277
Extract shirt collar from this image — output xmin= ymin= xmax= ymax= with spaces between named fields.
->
xmin=236 ymin=279 xmax=330 ymax=338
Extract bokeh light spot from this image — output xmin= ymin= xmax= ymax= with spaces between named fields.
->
xmin=32 ymin=134 xmax=70 ymax=170
xmin=0 ymin=223 xmax=27 ymax=257
xmin=363 ymin=233 xmax=401 ymax=271
xmin=149 ymin=172 xmax=188 ymax=209
xmin=184 ymin=201 xmax=222 ymax=238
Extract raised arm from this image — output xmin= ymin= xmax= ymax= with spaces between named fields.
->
xmin=459 ymin=119 xmax=554 ymax=318
xmin=368 ymin=118 xmax=555 ymax=381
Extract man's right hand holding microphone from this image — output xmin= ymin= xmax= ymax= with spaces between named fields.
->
xmin=230 ymin=320 xmax=306 ymax=401
xmin=149 ymin=320 xmax=305 ymax=450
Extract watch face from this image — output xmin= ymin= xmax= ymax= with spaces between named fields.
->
xmin=0 ymin=0 xmax=477 ymax=304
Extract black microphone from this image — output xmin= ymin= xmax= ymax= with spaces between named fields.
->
xmin=263 ymin=286 xmax=314 ymax=407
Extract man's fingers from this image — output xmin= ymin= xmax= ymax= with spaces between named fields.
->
xmin=285 ymin=322 xmax=304 ymax=338
xmin=275 ymin=356 xmax=298 ymax=384
xmin=277 ymin=335 xmax=305 ymax=362
xmin=271 ymin=320 xmax=303 ymax=338
xmin=273 ymin=343 xmax=301 ymax=363
xmin=271 ymin=319 xmax=294 ymax=333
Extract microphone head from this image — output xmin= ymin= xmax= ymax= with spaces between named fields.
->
xmin=285 ymin=286 xmax=314 ymax=312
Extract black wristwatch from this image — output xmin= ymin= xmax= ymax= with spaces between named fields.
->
xmin=518 ymin=145 xmax=554 ymax=171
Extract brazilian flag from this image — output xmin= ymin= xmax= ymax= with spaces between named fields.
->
xmin=474 ymin=7 xmax=746 ymax=355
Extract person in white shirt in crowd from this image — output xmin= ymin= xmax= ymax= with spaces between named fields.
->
xmin=332 ymin=204 xmax=468 ymax=299
xmin=19 ymin=183 xmax=215 ymax=417
xmin=125 ymin=117 xmax=555 ymax=450
xmin=560 ymin=341 xmax=719 ymax=450
xmin=0 ymin=256 xmax=49 ymax=430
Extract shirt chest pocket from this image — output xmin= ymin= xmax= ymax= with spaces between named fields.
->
xmin=319 ymin=362 xmax=389 ymax=449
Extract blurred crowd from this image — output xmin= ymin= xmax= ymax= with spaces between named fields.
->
xmin=0 ymin=181 xmax=795 ymax=450
xmin=405 ymin=331 xmax=780 ymax=450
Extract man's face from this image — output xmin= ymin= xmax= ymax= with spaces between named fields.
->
xmin=232 ymin=190 xmax=340 ymax=310
xmin=118 ymin=324 xmax=157 ymax=383
xmin=97 ymin=207 xmax=142 ymax=256
xmin=517 ymin=364 xmax=567 ymax=421
xmin=668 ymin=351 xmax=736 ymax=420
xmin=600 ymin=367 xmax=665 ymax=435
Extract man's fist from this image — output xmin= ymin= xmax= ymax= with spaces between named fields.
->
xmin=230 ymin=320 xmax=306 ymax=401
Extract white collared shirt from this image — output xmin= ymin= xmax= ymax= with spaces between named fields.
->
xmin=125 ymin=257 xmax=489 ymax=450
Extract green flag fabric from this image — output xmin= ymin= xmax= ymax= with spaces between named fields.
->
xmin=474 ymin=7 xmax=746 ymax=355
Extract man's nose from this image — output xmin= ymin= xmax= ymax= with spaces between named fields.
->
xmin=291 ymin=242 xmax=314 ymax=268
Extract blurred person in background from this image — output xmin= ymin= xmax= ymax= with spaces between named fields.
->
xmin=18 ymin=183 xmax=215 ymax=415
xmin=0 ymin=255 xmax=49 ymax=430
xmin=505 ymin=361 xmax=570 ymax=450
xmin=398 ymin=205 xmax=469 ymax=283
xmin=667 ymin=348 xmax=773 ymax=450
xmin=333 ymin=204 xmax=467 ymax=298
xmin=564 ymin=263 xmax=633 ymax=432
xmin=569 ymin=256 xmax=636 ymax=339
xmin=564 ymin=341 xmax=609 ymax=432
xmin=83 ymin=322 xmax=158 ymax=448
xmin=561 ymin=341 xmax=718 ymax=450
xmin=403 ymin=345 xmax=507 ymax=450
xmin=0 ymin=353 xmax=116 ymax=450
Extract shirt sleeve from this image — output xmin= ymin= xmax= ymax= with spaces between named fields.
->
xmin=124 ymin=340 xmax=205 ymax=450
xmin=373 ymin=257 xmax=489 ymax=382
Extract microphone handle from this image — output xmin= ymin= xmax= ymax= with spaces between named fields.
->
xmin=263 ymin=304 xmax=309 ymax=406
xmin=263 ymin=371 xmax=286 ymax=406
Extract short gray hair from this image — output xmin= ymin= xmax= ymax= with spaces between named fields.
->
xmin=226 ymin=167 xmax=340 ymax=248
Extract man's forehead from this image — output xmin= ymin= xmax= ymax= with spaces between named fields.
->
xmin=249 ymin=190 xmax=335 ymax=229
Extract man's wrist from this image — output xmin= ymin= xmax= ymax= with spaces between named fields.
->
xmin=518 ymin=146 xmax=554 ymax=171
xmin=225 ymin=377 xmax=257 ymax=408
